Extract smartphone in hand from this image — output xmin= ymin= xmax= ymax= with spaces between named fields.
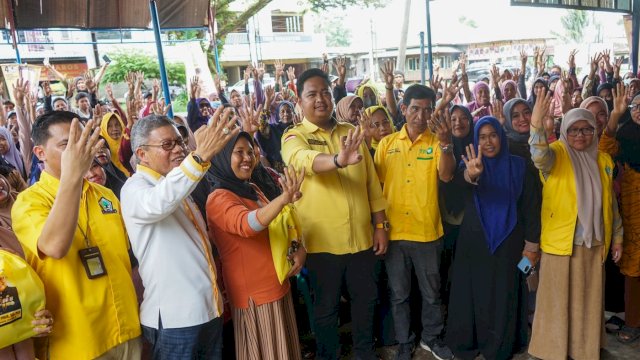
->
xmin=517 ymin=256 xmax=533 ymax=275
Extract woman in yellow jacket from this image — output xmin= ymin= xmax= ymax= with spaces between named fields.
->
xmin=599 ymin=83 xmax=640 ymax=343
xmin=527 ymin=89 xmax=624 ymax=360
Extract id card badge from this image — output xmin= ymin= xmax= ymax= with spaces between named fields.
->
xmin=78 ymin=246 xmax=107 ymax=279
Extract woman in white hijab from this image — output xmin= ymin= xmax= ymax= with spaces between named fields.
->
xmin=526 ymin=89 xmax=624 ymax=360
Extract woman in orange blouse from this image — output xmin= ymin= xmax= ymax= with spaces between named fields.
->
xmin=206 ymin=132 xmax=306 ymax=360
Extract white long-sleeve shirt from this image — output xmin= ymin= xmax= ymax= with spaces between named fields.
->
xmin=121 ymin=154 xmax=222 ymax=329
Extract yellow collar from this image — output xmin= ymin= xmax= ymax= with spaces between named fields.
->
xmin=39 ymin=171 xmax=90 ymax=194
xmin=136 ymin=164 xmax=163 ymax=181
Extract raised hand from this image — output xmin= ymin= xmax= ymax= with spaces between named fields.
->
xmin=151 ymin=98 xmax=172 ymax=116
xmin=358 ymin=109 xmax=375 ymax=144
xmin=320 ymin=62 xmax=329 ymax=75
xmin=12 ymin=78 xmax=29 ymax=107
xmin=568 ymin=49 xmax=578 ymax=69
xmin=213 ymin=74 xmax=222 ymax=93
xmin=430 ymin=108 xmax=452 ymax=144
xmin=42 ymin=81 xmax=52 ymax=97
xmin=430 ymin=73 xmax=442 ymax=91
xmin=257 ymin=62 xmax=265 ymax=79
xmin=490 ymin=64 xmax=500 ymax=85
xmin=531 ymin=87 xmax=553 ymax=130
xmin=603 ymin=49 xmax=613 ymax=73
xmin=92 ymin=104 xmax=103 ymax=126
xmin=83 ymin=72 xmax=96 ymax=94
xmin=441 ymin=78 xmax=462 ymax=105
xmin=614 ymin=57 xmax=623 ymax=79
xmin=590 ymin=52 xmax=604 ymax=76
xmin=512 ymin=69 xmax=521 ymax=83
xmin=193 ymin=106 xmax=240 ymax=161
xmin=152 ymin=79 xmax=161 ymax=100
xmin=333 ymin=56 xmax=347 ymax=85
xmin=61 ymin=118 xmax=104 ymax=181
xmin=606 ymin=82 xmax=629 ymax=137
xmin=125 ymin=72 xmax=136 ymax=96
xmin=242 ymin=65 xmax=250 ymax=83
xmin=189 ymin=76 xmax=200 ymax=100
xmin=459 ymin=53 xmax=467 ymax=74
xmin=520 ymin=49 xmax=528 ymax=67
xmin=238 ymin=100 xmax=263 ymax=135
xmin=560 ymin=71 xmax=573 ymax=114
xmin=265 ymin=85 xmax=275 ymax=106
xmin=105 ymin=83 xmax=115 ymax=101
xmin=336 ymin=126 xmax=365 ymax=167
xmin=286 ymin=66 xmax=296 ymax=83
xmin=492 ymin=99 xmax=505 ymax=125
xmin=279 ymin=165 xmax=305 ymax=204
xmin=274 ymin=59 xmax=285 ymax=79
xmin=462 ymin=144 xmax=483 ymax=181
xmin=380 ymin=59 xmax=395 ymax=89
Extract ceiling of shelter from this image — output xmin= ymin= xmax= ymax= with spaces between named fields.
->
xmin=0 ymin=0 xmax=210 ymax=30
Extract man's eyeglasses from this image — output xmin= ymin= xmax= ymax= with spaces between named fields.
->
xmin=141 ymin=138 xmax=186 ymax=151
xmin=628 ymin=104 xmax=640 ymax=112
xmin=567 ymin=127 xmax=595 ymax=137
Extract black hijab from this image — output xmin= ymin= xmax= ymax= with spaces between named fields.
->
xmin=450 ymin=105 xmax=474 ymax=164
xmin=210 ymin=132 xmax=259 ymax=201
xmin=616 ymin=94 xmax=640 ymax=172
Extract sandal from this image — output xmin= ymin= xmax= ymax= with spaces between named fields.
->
xmin=605 ymin=315 xmax=625 ymax=333
xmin=616 ymin=325 xmax=640 ymax=344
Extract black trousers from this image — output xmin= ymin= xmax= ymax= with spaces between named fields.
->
xmin=306 ymin=249 xmax=379 ymax=360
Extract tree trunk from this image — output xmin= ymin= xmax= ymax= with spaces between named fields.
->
xmin=396 ymin=0 xmax=411 ymax=72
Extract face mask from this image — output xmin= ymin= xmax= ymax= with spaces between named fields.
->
xmin=211 ymin=101 xmax=221 ymax=108
xmin=364 ymin=98 xmax=376 ymax=108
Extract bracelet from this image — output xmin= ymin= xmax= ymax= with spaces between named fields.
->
xmin=333 ymin=154 xmax=344 ymax=169
xmin=385 ymin=86 xmax=393 ymax=90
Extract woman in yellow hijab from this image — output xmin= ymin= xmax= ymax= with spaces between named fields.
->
xmin=356 ymin=83 xmax=381 ymax=108
xmin=362 ymin=105 xmax=395 ymax=156
xmin=99 ymin=113 xmax=131 ymax=177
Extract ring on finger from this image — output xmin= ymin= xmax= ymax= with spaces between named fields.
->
xmin=222 ymin=127 xmax=230 ymax=135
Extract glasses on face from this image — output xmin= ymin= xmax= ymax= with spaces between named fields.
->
xmin=567 ymin=127 xmax=595 ymax=137
xmin=408 ymin=106 xmax=433 ymax=115
xmin=141 ymin=138 xmax=186 ymax=151
xmin=629 ymin=104 xmax=640 ymax=112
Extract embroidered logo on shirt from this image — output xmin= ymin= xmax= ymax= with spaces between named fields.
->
xmin=605 ymin=165 xmax=612 ymax=176
xmin=426 ymin=147 xmax=433 ymax=155
xmin=386 ymin=148 xmax=401 ymax=154
xmin=98 ymin=197 xmax=117 ymax=214
xmin=417 ymin=148 xmax=434 ymax=160
xmin=308 ymin=139 xmax=328 ymax=146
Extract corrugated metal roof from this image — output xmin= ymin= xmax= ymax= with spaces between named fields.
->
xmin=1 ymin=0 xmax=209 ymax=30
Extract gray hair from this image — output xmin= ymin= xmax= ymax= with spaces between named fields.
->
xmin=130 ymin=114 xmax=176 ymax=160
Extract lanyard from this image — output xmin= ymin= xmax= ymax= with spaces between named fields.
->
xmin=77 ymin=194 xmax=91 ymax=248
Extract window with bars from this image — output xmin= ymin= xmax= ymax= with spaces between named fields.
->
xmin=271 ymin=12 xmax=304 ymax=33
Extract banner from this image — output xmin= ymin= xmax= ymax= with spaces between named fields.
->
xmin=0 ymin=64 xmax=42 ymax=103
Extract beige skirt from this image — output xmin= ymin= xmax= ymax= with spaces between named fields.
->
xmin=232 ymin=291 xmax=301 ymax=360
xmin=529 ymin=245 xmax=606 ymax=360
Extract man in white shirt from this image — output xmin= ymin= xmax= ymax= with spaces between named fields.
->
xmin=121 ymin=109 xmax=239 ymax=358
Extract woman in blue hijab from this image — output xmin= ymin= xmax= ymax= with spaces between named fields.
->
xmin=445 ymin=116 xmax=540 ymax=360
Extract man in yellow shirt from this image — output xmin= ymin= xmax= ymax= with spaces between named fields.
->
xmin=281 ymin=68 xmax=388 ymax=360
xmin=374 ymin=85 xmax=456 ymax=360
xmin=12 ymin=111 xmax=141 ymax=359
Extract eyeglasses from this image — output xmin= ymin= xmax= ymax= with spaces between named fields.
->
xmin=141 ymin=138 xmax=186 ymax=151
xmin=567 ymin=127 xmax=595 ymax=137
xmin=629 ymin=104 xmax=640 ymax=112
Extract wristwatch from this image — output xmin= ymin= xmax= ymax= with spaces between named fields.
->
xmin=192 ymin=153 xmax=206 ymax=165
xmin=375 ymin=221 xmax=391 ymax=231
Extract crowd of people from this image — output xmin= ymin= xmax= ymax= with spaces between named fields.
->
xmin=0 ymin=45 xmax=639 ymax=360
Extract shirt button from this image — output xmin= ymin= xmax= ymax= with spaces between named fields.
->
xmin=406 ymin=212 xmax=409 ymax=215
xmin=408 ymin=164 xmax=411 ymax=167
xmin=406 ymin=180 xmax=410 ymax=183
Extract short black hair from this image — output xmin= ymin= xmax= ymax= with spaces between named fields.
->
xmin=32 ymin=111 xmax=77 ymax=146
xmin=402 ymin=84 xmax=436 ymax=106
xmin=296 ymin=68 xmax=331 ymax=97
xmin=2 ymin=100 xmax=14 ymax=106
xmin=75 ymin=92 xmax=89 ymax=101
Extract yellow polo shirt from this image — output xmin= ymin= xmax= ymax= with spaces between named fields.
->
xmin=12 ymin=171 xmax=140 ymax=359
xmin=374 ymin=125 xmax=444 ymax=242
xmin=281 ymin=118 xmax=387 ymax=255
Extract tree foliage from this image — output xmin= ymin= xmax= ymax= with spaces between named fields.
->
xmin=314 ymin=14 xmax=352 ymax=47
xmin=209 ymin=0 xmax=388 ymax=70
xmin=100 ymin=51 xmax=186 ymax=85
xmin=552 ymin=9 xmax=589 ymax=44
